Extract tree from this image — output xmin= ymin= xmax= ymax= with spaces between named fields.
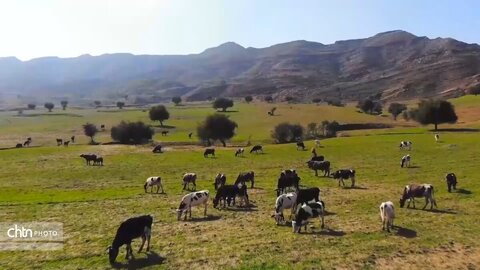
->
xmin=402 ymin=110 xmax=410 ymax=121
xmin=285 ymin=96 xmax=294 ymax=103
xmin=357 ymin=99 xmax=374 ymax=114
xmin=83 ymin=123 xmax=98 ymax=144
xmin=324 ymin=121 xmax=340 ymax=137
xmin=212 ymin=98 xmax=234 ymax=112
xmin=94 ymin=100 xmax=101 ymax=108
xmin=44 ymin=102 xmax=54 ymax=112
xmin=196 ymin=114 xmax=237 ymax=147
xmin=264 ymin=95 xmax=273 ymax=103
xmin=466 ymin=84 xmax=480 ymax=96
xmin=372 ymin=101 xmax=383 ymax=115
xmin=27 ymin=104 xmax=36 ymax=110
xmin=116 ymin=101 xmax=125 ymax=109
xmin=312 ymin=98 xmax=322 ymax=104
xmin=325 ymin=98 xmax=344 ymax=107
xmin=271 ymin=123 xmax=304 ymax=143
xmin=244 ymin=96 xmax=253 ymax=103
xmin=149 ymin=105 xmax=170 ymax=126
xmin=388 ymin=103 xmax=407 ymax=120
xmin=409 ymin=99 xmax=458 ymax=130
xmin=111 ymin=121 xmax=154 ymax=144
xmin=172 ymin=96 xmax=182 ymax=106
xmin=61 ymin=100 xmax=68 ymax=110
xmin=307 ymin=122 xmax=318 ymax=137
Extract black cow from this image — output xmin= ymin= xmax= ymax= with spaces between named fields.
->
xmin=107 ymin=215 xmax=153 ymax=264
xmin=213 ymin=184 xmax=249 ymax=208
xmin=56 ymin=138 xmax=63 ymax=146
xmin=214 ymin=173 xmax=227 ymax=190
xmin=250 ymin=145 xmax=263 ymax=154
xmin=306 ymin=160 xmax=330 ymax=176
xmin=235 ymin=171 xmax=255 ymax=188
xmin=399 ymin=184 xmax=437 ymax=209
xmin=445 ymin=173 xmax=457 ymax=193
xmin=204 ymin=148 xmax=215 ymax=158
xmin=152 ymin=145 xmax=162 ymax=153
xmin=15 ymin=143 xmax=23 ymax=148
xmin=296 ymin=142 xmax=305 ymax=150
xmin=332 ymin=169 xmax=356 ymax=187
xmin=295 ymin=187 xmax=321 ymax=207
xmin=276 ymin=169 xmax=300 ymax=196
xmin=80 ymin=154 xmax=97 ymax=165
xmin=71 ymin=136 xmax=75 ymax=143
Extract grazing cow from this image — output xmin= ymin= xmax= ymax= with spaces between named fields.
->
xmin=267 ymin=111 xmax=273 ymax=116
xmin=306 ymin=160 xmax=330 ymax=177
xmin=315 ymin=139 xmax=321 ymax=148
xmin=445 ymin=173 xmax=457 ymax=193
xmin=399 ymin=141 xmax=412 ymax=150
xmin=80 ymin=154 xmax=97 ymax=165
xmin=144 ymin=177 xmax=164 ymax=193
xmin=296 ymin=142 xmax=306 ymax=150
xmin=56 ymin=138 xmax=63 ymax=146
xmin=94 ymin=156 xmax=104 ymax=166
xmin=107 ymin=215 xmax=153 ymax=264
xmin=182 ymin=173 xmax=197 ymax=191
xmin=399 ymin=184 xmax=437 ymax=209
xmin=213 ymin=184 xmax=249 ymax=208
xmin=235 ymin=171 xmax=255 ymax=188
xmin=435 ymin=134 xmax=439 ymax=142
xmin=71 ymin=136 xmax=75 ymax=143
xmin=152 ymin=145 xmax=162 ymax=153
xmin=161 ymin=131 xmax=169 ymax=136
xmin=101 ymin=124 xmax=106 ymax=131
xmin=272 ymin=192 xmax=297 ymax=225
xmin=276 ymin=169 xmax=300 ymax=196
xmin=15 ymin=143 xmax=23 ymax=148
xmin=292 ymin=201 xmax=325 ymax=233
xmin=250 ymin=145 xmax=263 ymax=154
xmin=63 ymin=141 xmax=70 ymax=147
xmin=204 ymin=148 xmax=215 ymax=158
xmin=235 ymin=148 xmax=244 ymax=157
xmin=188 ymin=132 xmax=193 ymax=139
xmin=295 ymin=187 xmax=321 ymax=207
xmin=214 ymin=173 xmax=227 ymax=190
xmin=176 ymin=190 xmax=209 ymax=221
xmin=379 ymin=201 xmax=395 ymax=232
xmin=23 ymin=139 xmax=31 ymax=147
xmin=332 ymin=169 xmax=356 ymax=187
xmin=401 ymin=154 xmax=411 ymax=168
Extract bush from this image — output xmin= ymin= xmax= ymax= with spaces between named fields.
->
xmin=94 ymin=100 xmax=101 ymax=107
xmin=149 ymin=105 xmax=170 ymax=126
xmin=172 ymin=96 xmax=182 ymax=105
xmin=213 ymin=98 xmax=234 ymax=112
xmin=27 ymin=104 xmax=36 ymax=110
xmin=111 ymin=121 xmax=154 ymax=144
xmin=196 ymin=114 xmax=237 ymax=146
xmin=325 ymin=98 xmax=344 ymax=107
xmin=61 ymin=100 xmax=68 ymax=110
xmin=321 ymin=120 xmax=340 ymax=137
xmin=408 ymin=99 xmax=457 ymax=130
xmin=271 ymin=123 xmax=304 ymax=143
xmin=245 ymin=96 xmax=253 ymax=103
xmin=388 ymin=103 xmax=407 ymax=120
xmin=44 ymin=102 xmax=54 ymax=112
xmin=116 ymin=101 xmax=125 ymax=109
xmin=264 ymin=95 xmax=273 ymax=103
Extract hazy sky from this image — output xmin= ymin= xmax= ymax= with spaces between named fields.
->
xmin=1 ymin=0 xmax=479 ymax=60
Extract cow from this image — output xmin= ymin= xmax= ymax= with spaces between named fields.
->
xmin=144 ymin=177 xmax=164 ymax=193
xmin=176 ymin=190 xmax=209 ymax=221
xmin=15 ymin=143 xmax=23 ymax=148
xmin=379 ymin=201 xmax=395 ymax=232
xmin=80 ymin=154 xmax=97 ymax=165
xmin=399 ymin=184 xmax=437 ymax=210
xmin=276 ymin=169 xmax=300 ymax=196
xmin=63 ymin=141 xmax=70 ymax=147
xmin=235 ymin=148 xmax=244 ymax=157
xmin=332 ymin=169 xmax=356 ymax=187
xmin=401 ymin=155 xmax=411 ymax=168
xmin=213 ymin=184 xmax=249 ymax=208
xmin=23 ymin=139 xmax=31 ymax=147
xmin=71 ymin=136 xmax=75 ymax=143
xmin=188 ymin=132 xmax=193 ymax=139
xmin=182 ymin=173 xmax=197 ymax=191
xmin=161 ymin=131 xmax=169 ymax=136
xmin=292 ymin=201 xmax=325 ymax=233
xmin=56 ymin=138 xmax=63 ymax=146
xmin=435 ymin=134 xmax=440 ymax=142
xmin=445 ymin=173 xmax=457 ymax=193
xmin=204 ymin=148 xmax=215 ymax=158
xmin=295 ymin=187 xmax=321 ymax=207
xmin=296 ymin=142 xmax=306 ymax=150
xmin=315 ymin=139 xmax=321 ymax=148
xmin=152 ymin=145 xmax=162 ymax=153
xmin=235 ymin=171 xmax=255 ymax=188
xmin=272 ymin=192 xmax=297 ymax=225
xmin=94 ymin=156 xmax=104 ymax=166
xmin=306 ymin=160 xmax=330 ymax=177
xmin=107 ymin=215 xmax=153 ymax=264
xmin=214 ymin=173 xmax=226 ymax=190
xmin=250 ymin=145 xmax=263 ymax=154
xmin=399 ymin=141 xmax=412 ymax=150
xmin=101 ymin=124 xmax=106 ymax=131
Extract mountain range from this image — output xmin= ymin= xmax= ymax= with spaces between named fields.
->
xmin=1 ymin=30 xmax=479 ymax=104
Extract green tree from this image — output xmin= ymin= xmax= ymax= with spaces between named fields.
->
xmin=111 ymin=121 xmax=154 ymax=144
xmin=409 ymin=99 xmax=457 ymax=130
xmin=388 ymin=103 xmax=407 ymax=120
xmin=83 ymin=123 xmax=98 ymax=144
xmin=196 ymin=114 xmax=237 ymax=147
xmin=61 ymin=100 xmax=68 ymax=110
xmin=271 ymin=123 xmax=304 ymax=143
xmin=116 ymin=101 xmax=125 ymax=109
xmin=212 ymin=98 xmax=234 ymax=112
xmin=244 ymin=96 xmax=253 ymax=103
xmin=149 ymin=105 xmax=170 ymax=126
xmin=94 ymin=100 xmax=101 ymax=108
xmin=172 ymin=96 xmax=182 ymax=106
xmin=44 ymin=102 xmax=54 ymax=112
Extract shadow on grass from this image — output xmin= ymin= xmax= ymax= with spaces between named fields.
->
xmin=309 ymin=228 xmax=346 ymax=236
xmin=112 ymin=251 xmax=165 ymax=269
xmin=394 ymin=226 xmax=417 ymax=238
xmin=429 ymin=128 xmax=479 ymax=132
xmin=324 ymin=211 xmax=336 ymax=216
xmin=408 ymin=207 xmax=457 ymax=215
xmin=145 ymin=192 xmax=167 ymax=196
xmin=342 ymin=186 xmax=368 ymax=190
xmin=216 ymin=110 xmax=239 ymax=113
xmin=456 ymin=188 xmax=472 ymax=195
xmin=153 ymin=125 xmax=176 ymax=129
xmin=188 ymin=215 xmax=222 ymax=222
xmin=407 ymin=165 xmax=421 ymax=169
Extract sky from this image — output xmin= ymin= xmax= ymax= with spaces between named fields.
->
xmin=0 ymin=0 xmax=479 ymax=61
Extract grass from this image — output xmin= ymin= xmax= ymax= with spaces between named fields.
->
xmin=0 ymin=98 xmax=479 ymax=269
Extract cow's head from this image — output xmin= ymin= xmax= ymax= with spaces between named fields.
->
xmin=107 ymin=246 xmax=119 ymax=264
xmin=399 ymin=198 xmax=406 ymax=208
xmin=212 ymin=198 xmax=219 ymax=208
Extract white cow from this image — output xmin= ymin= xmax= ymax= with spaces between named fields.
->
xmin=435 ymin=134 xmax=440 ymax=142
xmin=401 ymin=154 xmax=411 ymax=168
xmin=144 ymin=176 xmax=164 ymax=193
xmin=379 ymin=201 xmax=395 ymax=232
xmin=272 ymin=192 xmax=297 ymax=225
xmin=176 ymin=190 xmax=209 ymax=221
xmin=315 ymin=139 xmax=321 ymax=148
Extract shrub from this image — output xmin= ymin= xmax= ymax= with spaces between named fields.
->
xmin=44 ymin=102 xmax=54 ymax=112
xmin=111 ymin=121 xmax=154 ymax=144
xmin=271 ymin=123 xmax=304 ymax=143
xmin=213 ymin=98 xmax=234 ymax=112
xmin=196 ymin=114 xmax=237 ymax=146
xmin=172 ymin=96 xmax=182 ymax=106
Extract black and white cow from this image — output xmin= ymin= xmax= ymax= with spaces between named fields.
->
xmin=235 ymin=148 xmax=244 ymax=157
xmin=332 ymin=169 xmax=356 ymax=187
xmin=250 ymin=145 xmax=263 ymax=154
xmin=379 ymin=201 xmax=395 ymax=232
xmin=214 ymin=173 xmax=227 ymax=190
xmin=94 ymin=156 xmax=103 ymax=166
xmin=235 ymin=171 xmax=255 ymax=188
xmin=306 ymin=160 xmax=330 ymax=176
xmin=445 ymin=173 xmax=457 ymax=193
xmin=399 ymin=184 xmax=437 ymax=209
xmin=401 ymin=154 xmax=411 ymax=168
xmin=276 ymin=169 xmax=300 ymax=196
xmin=213 ymin=184 xmax=249 ymax=208
xmin=204 ymin=148 xmax=215 ymax=158
xmin=176 ymin=190 xmax=209 ymax=220
xmin=292 ymin=201 xmax=325 ymax=233
xmin=107 ymin=215 xmax=153 ymax=264
xmin=399 ymin=141 xmax=412 ymax=150
xmin=295 ymin=187 xmax=321 ymax=207
xmin=144 ymin=177 xmax=164 ymax=193
xmin=296 ymin=142 xmax=306 ymax=150
xmin=272 ymin=192 xmax=297 ymax=225
xmin=182 ymin=173 xmax=197 ymax=191
xmin=152 ymin=145 xmax=162 ymax=153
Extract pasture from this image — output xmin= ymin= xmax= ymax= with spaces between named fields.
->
xmin=1 ymin=97 xmax=480 ymax=269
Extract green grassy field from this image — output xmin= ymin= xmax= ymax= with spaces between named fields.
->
xmin=1 ymin=97 xmax=480 ymax=269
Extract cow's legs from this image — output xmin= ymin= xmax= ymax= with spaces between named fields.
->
xmin=423 ymin=196 xmax=429 ymax=209
xmin=351 ymin=177 xmax=355 ymax=187
xmin=320 ymin=214 xmax=325 ymax=229
xmin=138 ymin=235 xmax=146 ymax=252
xmin=204 ymin=201 xmax=207 ymax=216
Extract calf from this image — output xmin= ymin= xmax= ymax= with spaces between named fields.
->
xmin=144 ymin=176 xmax=164 ymax=193
xmin=379 ymin=201 xmax=395 ymax=232
xmin=177 ymin=190 xmax=209 ymax=220
xmin=276 ymin=169 xmax=300 ymax=196
xmin=235 ymin=171 xmax=255 ymax=188
xmin=214 ymin=173 xmax=226 ymax=190
xmin=107 ymin=215 xmax=153 ymax=264
xmin=235 ymin=148 xmax=244 ymax=157
xmin=401 ymin=154 xmax=411 ymax=168
xmin=213 ymin=184 xmax=249 ymax=208
xmin=152 ymin=145 xmax=162 ymax=153
xmin=182 ymin=173 xmax=197 ymax=191
xmin=80 ymin=154 xmax=97 ymax=165
xmin=94 ymin=156 xmax=104 ymax=166
xmin=306 ymin=160 xmax=330 ymax=176
xmin=56 ymin=138 xmax=63 ymax=146
xmin=204 ymin=148 xmax=215 ymax=158
xmin=272 ymin=192 xmax=297 ymax=225
xmin=250 ymin=145 xmax=263 ymax=154
xmin=292 ymin=201 xmax=325 ymax=233
xmin=63 ymin=141 xmax=70 ymax=147
xmin=445 ymin=173 xmax=457 ymax=193
xmin=332 ymin=169 xmax=356 ymax=187
xmin=399 ymin=184 xmax=437 ymax=209
xmin=399 ymin=141 xmax=412 ymax=150
xmin=296 ymin=142 xmax=305 ymax=150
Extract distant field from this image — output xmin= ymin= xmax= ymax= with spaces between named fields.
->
xmin=1 ymin=97 xmax=480 ymax=269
